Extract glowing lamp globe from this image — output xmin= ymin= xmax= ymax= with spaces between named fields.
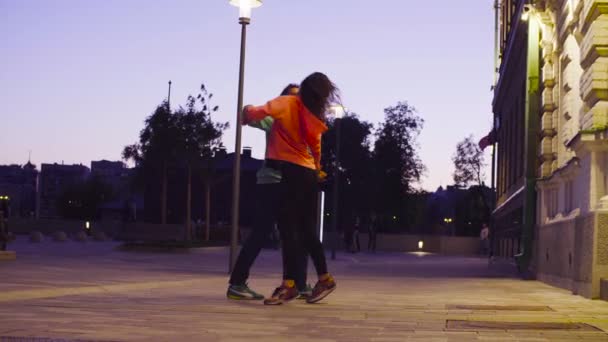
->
xmin=229 ymin=0 xmax=263 ymax=20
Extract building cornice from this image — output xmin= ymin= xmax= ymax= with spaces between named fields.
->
xmin=566 ymin=126 xmax=608 ymax=151
xmin=537 ymin=157 xmax=580 ymax=186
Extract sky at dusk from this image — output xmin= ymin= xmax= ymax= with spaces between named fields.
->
xmin=1 ymin=0 xmax=495 ymax=191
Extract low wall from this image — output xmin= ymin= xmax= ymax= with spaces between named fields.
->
xmin=9 ymin=218 xmax=121 ymax=236
xmin=7 ymin=219 xmax=482 ymax=255
xmin=321 ymin=232 xmax=481 ymax=255
xmin=8 ymin=218 xmax=231 ymax=243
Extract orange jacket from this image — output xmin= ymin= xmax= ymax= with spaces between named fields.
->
xmin=244 ymin=95 xmax=328 ymax=170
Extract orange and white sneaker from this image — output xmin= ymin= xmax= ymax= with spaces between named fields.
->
xmin=306 ymin=275 xmax=337 ymax=304
xmin=263 ymin=283 xmax=298 ymax=305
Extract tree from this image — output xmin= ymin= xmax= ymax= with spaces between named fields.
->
xmin=175 ymin=84 xmax=227 ymax=240
xmin=123 ymin=102 xmax=180 ymax=224
xmin=321 ymin=113 xmax=374 ymax=230
xmin=452 ymin=135 xmax=485 ymax=187
xmin=122 ymin=84 xmax=227 ymax=236
xmin=372 ymin=102 xmax=425 ymax=231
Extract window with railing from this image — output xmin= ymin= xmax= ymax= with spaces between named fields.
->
xmin=500 ymin=0 xmax=524 ymax=55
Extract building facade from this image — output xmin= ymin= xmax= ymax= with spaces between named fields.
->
xmin=494 ymin=0 xmax=608 ymax=298
xmin=0 ymin=162 xmax=39 ymax=218
xmin=91 ymin=160 xmax=128 ymax=189
xmin=39 ymin=163 xmax=90 ymax=219
xmin=492 ymin=0 xmax=530 ymax=264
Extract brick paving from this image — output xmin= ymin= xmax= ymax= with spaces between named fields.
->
xmin=1 ymin=238 xmax=608 ymax=341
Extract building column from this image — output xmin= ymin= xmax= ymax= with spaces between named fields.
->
xmin=540 ymin=18 xmax=558 ymax=178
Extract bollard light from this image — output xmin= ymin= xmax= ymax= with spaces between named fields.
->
xmin=418 ymin=240 xmax=424 ymax=250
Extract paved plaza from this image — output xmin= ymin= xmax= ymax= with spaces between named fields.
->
xmin=2 ymin=239 xmax=608 ymax=341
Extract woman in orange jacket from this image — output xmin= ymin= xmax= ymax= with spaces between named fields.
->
xmin=243 ymin=72 xmax=339 ymax=305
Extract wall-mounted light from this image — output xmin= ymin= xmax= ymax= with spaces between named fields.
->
xmin=521 ymin=5 xmax=531 ymax=21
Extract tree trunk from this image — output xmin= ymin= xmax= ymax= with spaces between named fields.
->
xmin=205 ymin=179 xmax=211 ymax=241
xmin=186 ymin=165 xmax=192 ymax=241
xmin=161 ymin=161 xmax=167 ymax=224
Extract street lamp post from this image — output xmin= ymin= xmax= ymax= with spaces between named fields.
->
xmin=228 ymin=0 xmax=262 ymax=273
xmin=329 ymin=105 xmax=345 ymax=260
xmin=167 ymin=80 xmax=172 ymax=108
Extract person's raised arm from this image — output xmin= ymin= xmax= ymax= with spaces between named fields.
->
xmin=243 ymin=96 xmax=288 ymax=124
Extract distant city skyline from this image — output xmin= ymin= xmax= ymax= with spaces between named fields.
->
xmin=1 ymin=0 xmax=495 ymax=191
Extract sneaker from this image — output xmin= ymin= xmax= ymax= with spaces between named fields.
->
xmin=263 ymin=284 xmax=298 ymax=305
xmin=227 ymin=284 xmax=264 ymax=300
xmin=306 ymin=275 xmax=337 ymax=304
xmin=297 ymin=284 xmax=313 ymax=300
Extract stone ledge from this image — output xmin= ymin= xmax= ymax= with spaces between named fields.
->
xmin=0 ymin=251 xmax=16 ymax=261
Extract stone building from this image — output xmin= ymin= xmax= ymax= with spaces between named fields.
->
xmin=493 ymin=0 xmax=608 ymax=298
xmin=39 ymin=163 xmax=90 ymax=219
xmin=0 ymin=162 xmax=39 ymax=218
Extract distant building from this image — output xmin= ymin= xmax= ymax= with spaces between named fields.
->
xmin=91 ymin=160 xmax=141 ymax=223
xmin=91 ymin=160 xmax=131 ymax=196
xmin=211 ymin=147 xmax=262 ymax=227
xmin=142 ymin=147 xmax=262 ymax=230
xmin=492 ymin=0 xmax=608 ymax=298
xmin=0 ymin=162 xmax=39 ymax=218
xmin=39 ymin=163 xmax=89 ymax=219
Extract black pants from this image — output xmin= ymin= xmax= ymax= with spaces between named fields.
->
xmin=278 ymin=162 xmax=328 ymax=281
xmin=353 ymin=230 xmax=360 ymax=253
xmin=368 ymin=230 xmax=377 ymax=252
xmin=229 ymin=183 xmax=309 ymax=290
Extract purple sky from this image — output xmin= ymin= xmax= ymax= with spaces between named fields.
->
xmin=1 ymin=0 xmax=495 ymax=191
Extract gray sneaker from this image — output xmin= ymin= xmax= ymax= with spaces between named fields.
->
xmin=227 ymin=284 xmax=264 ymax=300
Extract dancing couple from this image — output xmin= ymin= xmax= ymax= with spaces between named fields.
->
xmin=227 ymin=72 xmax=339 ymax=305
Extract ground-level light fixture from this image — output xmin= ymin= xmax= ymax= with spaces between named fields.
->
xmin=85 ymin=221 xmax=91 ymax=230
xmin=418 ymin=240 xmax=424 ymax=250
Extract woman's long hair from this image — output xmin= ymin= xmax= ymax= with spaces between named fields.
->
xmin=299 ymin=72 xmax=340 ymax=121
